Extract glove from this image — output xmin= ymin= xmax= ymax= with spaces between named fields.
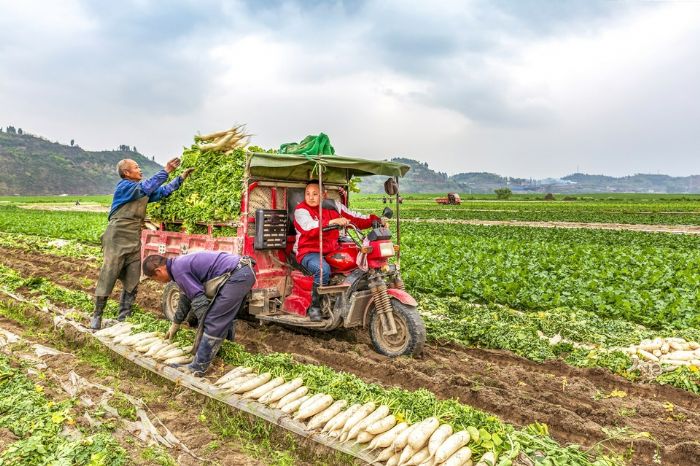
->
xmin=191 ymin=294 xmax=211 ymax=321
xmin=165 ymin=322 xmax=181 ymax=341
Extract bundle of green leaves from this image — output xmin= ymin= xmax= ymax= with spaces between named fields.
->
xmin=148 ymin=144 xmax=246 ymax=232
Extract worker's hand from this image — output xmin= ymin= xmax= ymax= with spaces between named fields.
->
xmin=165 ymin=158 xmax=181 ymax=173
xmin=165 ymin=322 xmax=181 ymax=341
xmin=180 ymin=168 xmax=195 ymax=180
xmin=329 ymin=217 xmax=350 ymax=227
xmin=380 ymin=217 xmax=389 ymax=227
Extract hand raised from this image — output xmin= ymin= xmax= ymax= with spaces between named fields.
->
xmin=165 ymin=158 xmax=181 ymax=173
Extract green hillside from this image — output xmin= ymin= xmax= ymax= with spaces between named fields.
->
xmin=0 ymin=130 xmax=162 ymax=195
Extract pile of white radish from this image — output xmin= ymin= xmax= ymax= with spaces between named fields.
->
xmin=626 ymin=337 xmax=700 ymax=368
xmin=94 ymin=323 xmax=193 ymax=365
xmin=212 ymin=365 xmax=497 ymax=466
xmin=94 ymin=325 xmax=497 ymax=466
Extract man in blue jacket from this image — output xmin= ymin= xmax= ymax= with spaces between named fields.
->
xmin=142 ymin=251 xmax=256 ymax=376
xmin=90 ymin=158 xmax=193 ymax=330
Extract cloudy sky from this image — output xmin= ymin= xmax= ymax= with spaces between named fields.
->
xmin=1 ymin=0 xmax=699 ymax=178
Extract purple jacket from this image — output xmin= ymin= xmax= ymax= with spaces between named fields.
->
xmin=166 ymin=252 xmax=241 ymax=300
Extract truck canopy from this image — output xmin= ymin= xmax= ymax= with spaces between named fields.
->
xmin=247 ymin=152 xmax=410 ymax=184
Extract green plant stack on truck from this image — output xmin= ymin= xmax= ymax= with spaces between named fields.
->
xmin=144 ymin=128 xmax=425 ymax=357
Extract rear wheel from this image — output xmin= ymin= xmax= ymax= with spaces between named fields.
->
xmin=161 ymin=282 xmax=180 ymax=322
xmin=368 ymin=299 xmax=425 ymax=357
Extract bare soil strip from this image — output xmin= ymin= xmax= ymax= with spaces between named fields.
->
xmin=402 ymin=218 xmax=700 ymax=234
xmin=2 ymin=247 xmax=700 ymax=465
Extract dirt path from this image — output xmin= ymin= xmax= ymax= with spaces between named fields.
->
xmin=2 ymin=247 xmax=700 ymax=465
xmin=402 ymin=218 xmax=700 ymax=234
xmin=18 ymin=203 xmax=109 ymax=213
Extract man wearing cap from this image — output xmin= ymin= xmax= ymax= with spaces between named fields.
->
xmin=142 ymin=251 xmax=256 ymax=376
xmin=90 ymin=158 xmax=193 ymax=329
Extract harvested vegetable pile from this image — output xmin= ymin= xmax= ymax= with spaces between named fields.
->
xmin=148 ymin=126 xmax=250 ymax=232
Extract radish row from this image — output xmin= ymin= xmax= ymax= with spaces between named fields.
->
xmin=625 ymin=337 xmax=700 ymax=368
xmin=95 ymin=323 xmax=496 ymax=465
xmin=94 ymin=323 xmax=193 ymax=365
xmin=212 ymin=364 xmax=497 ymax=466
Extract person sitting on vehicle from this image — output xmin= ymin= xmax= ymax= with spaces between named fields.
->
xmin=142 ymin=251 xmax=256 ymax=377
xmin=293 ymin=181 xmax=381 ymax=322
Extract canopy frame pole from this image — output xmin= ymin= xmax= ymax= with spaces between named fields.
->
xmin=395 ymin=175 xmax=401 ymax=270
xmin=318 ymin=163 xmax=323 ymax=291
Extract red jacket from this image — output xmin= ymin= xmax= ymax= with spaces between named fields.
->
xmin=293 ymin=200 xmax=379 ymax=261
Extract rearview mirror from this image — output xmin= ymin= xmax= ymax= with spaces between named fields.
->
xmin=384 ymin=178 xmax=399 ymax=196
xmin=382 ymin=207 xmax=393 ymax=219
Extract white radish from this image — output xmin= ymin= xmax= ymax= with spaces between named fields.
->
xmin=406 ymin=447 xmax=429 ymax=465
xmin=339 ymin=402 xmax=376 ymax=439
xmin=220 ymin=374 xmax=257 ymax=391
xmin=281 ymin=395 xmax=310 ymax=414
xmin=122 ymin=331 xmax=158 ymax=346
xmin=214 ymin=366 xmax=252 ymax=386
xmin=275 ymin=386 xmax=309 ymax=410
xmin=386 ymin=452 xmax=401 ymax=466
xmin=375 ymin=445 xmax=395 ymax=462
xmin=637 ymin=349 xmax=659 ymax=362
xmin=398 ymin=444 xmax=414 ymax=465
xmin=408 ymin=417 xmax=440 ymax=451
xmin=323 ymin=403 xmax=361 ymax=433
xmin=366 ymin=414 xmax=397 ymax=435
xmin=665 ymin=350 xmax=696 ymax=361
xmin=156 ymin=349 xmax=185 ymax=361
xmin=355 ymin=431 xmax=374 ymax=445
xmin=259 ymin=378 xmax=303 ymax=405
xmin=134 ymin=338 xmax=162 ymax=352
xmin=297 ymin=393 xmax=326 ymax=413
xmin=476 ymin=451 xmax=496 ymax=466
xmin=242 ymin=377 xmax=284 ymax=400
xmin=231 ymin=373 xmax=272 ymax=394
xmin=164 ymin=355 xmax=192 ymax=365
xmin=152 ymin=343 xmax=178 ymax=358
xmin=435 ymin=431 xmax=470 ymax=464
xmin=443 ymin=446 xmax=473 ymax=466
xmin=428 ymin=423 xmax=453 ymax=459
xmin=393 ymin=423 xmax=417 ymax=452
xmin=307 ymin=400 xmax=348 ymax=430
xmin=368 ymin=422 xmax=408 ymax=450
xmin=145 ymin=341 xmax=169 ymax=357
xmin=294 ymin=394 xmax=334 ymax=420
xmin=347 ymin=405 xmax=390 ymax=442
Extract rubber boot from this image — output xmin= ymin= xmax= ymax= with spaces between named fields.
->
xmin=117 ymin=288 xmax=138 ymax=322
xmin=172 ymin=333 xmax=223 ymax=377
xmin=307 ymin=285 xmax=322 ymax=322
xmin=90 ymin=296 xmax=108 ymax=330
xmin=225 ymin=321 xmax=236 ymax=342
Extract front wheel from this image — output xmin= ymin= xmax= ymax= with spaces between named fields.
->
xmin=368 ymin=299 xmax=425 ymax=357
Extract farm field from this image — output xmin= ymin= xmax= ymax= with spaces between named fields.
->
xmin=1 ymin=196 xmax=700 ymax=465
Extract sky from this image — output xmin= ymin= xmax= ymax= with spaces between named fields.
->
xmin=1 ymin=0 xmax=699 ymax=178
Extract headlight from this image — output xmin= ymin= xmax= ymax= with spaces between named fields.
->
xmin=378 ymin=242 xmax=395 ymax=257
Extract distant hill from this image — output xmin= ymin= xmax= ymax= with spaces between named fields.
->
xmin=0 ymin=130 xmax=162 ymax=195
xmin=358 ymin=157 xmax=700 ymax=194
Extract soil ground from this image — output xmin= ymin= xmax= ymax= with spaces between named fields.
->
xmin=0 ymin=315 xmax=265 ymax=466
xmin=1 ymin=246 xmax=700 ymax=465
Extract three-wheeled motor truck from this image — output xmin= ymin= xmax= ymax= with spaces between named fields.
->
xmin=141 ymin=152 xmax=426 ymax=357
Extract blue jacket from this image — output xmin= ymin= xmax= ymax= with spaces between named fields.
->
xmin=108 ymin=170 xmax=182 ymax=219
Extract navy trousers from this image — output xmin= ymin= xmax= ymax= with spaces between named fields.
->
xmin=203 ymin=266 xmax=256 ymax=339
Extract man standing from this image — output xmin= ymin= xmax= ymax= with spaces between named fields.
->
xmin=90 ymin=158 xmax=193 ymax=329
xmin=142 ymin=251 xmax=256 ymax=376
xmin=293 ymin=181 xmax=380 ymax=321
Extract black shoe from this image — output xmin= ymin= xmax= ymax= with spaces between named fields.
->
xmin=117 ymin=288 xmax=138 ymax=321
xmin=90 ymin=296 xmax=108 ymax=330
xmin=306 ymin=285 xmax=323 ymax=322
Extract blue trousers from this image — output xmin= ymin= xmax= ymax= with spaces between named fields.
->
xmin=203 ymin=266 xmax=256 ymax=339
xmin=301 ymin=253 xmax=331 ymax=286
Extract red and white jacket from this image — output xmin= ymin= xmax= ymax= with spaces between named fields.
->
xmin=293 ymin=200 xmax=379 ymax=262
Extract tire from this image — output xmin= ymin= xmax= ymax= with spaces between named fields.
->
xmin=161 ymin=282 xmax=180 ymax=322
xmin=368 ymin=298 xmax=425 ymax=357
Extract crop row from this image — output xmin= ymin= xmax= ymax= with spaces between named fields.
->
xmin=0 ymin=265 xmax=621 ymax=466
xmin=399 ymin=223 xmax=700 ymax=330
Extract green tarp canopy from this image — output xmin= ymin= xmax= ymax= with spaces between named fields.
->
xmin=246 ymin=152 xmax=410 ymax=184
